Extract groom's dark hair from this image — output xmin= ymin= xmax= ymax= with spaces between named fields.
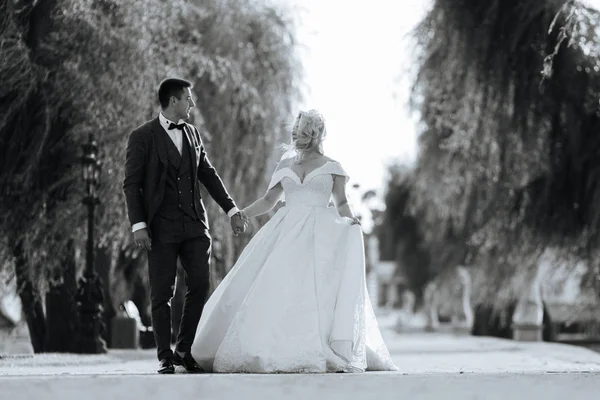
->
xmin=158 ymin=78 xmax=193 ymax=109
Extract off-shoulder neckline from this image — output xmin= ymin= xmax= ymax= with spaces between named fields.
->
xmin=280 ymin=160 xmax=336 ymax=184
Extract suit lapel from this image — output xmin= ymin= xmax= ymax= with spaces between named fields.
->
xmin=183 ymin=124 xmax=201 ymax=169
xmin=150 ymin=117 xmax=168 ymax=166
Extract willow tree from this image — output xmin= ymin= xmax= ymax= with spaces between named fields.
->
xmin=0 ymin=0 xmax=301 ymax=352
xmin=409 ymin=0 xmax=600 ymax=313
xmin=377 ymin=164 xmax=433 ymax=309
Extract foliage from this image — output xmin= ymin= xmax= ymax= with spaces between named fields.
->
xmin=0 ymin=0 xmax=302 ymax=350
xmin=377 ymin=162 xmax=467 ymax=306
xmin=409 ymin=0 xmax=600 ymax=308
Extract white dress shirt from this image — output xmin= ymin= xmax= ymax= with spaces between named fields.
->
xmin=131 ymin=113 xmax=239 ymax=233
xmin=159 ymin=112 xmax=184 ymax=154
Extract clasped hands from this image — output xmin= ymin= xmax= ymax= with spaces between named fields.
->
xmin=349 ymin=216 xmax=361 ymax=226
xmin=230 ymin=210 xmax=250 ymax=236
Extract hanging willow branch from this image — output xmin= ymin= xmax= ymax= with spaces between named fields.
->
xmin=409 ymin=0 xmax=600 ymax=308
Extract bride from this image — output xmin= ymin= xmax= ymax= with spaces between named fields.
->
xmin=190 ymin=110 xmax=398 ymax=373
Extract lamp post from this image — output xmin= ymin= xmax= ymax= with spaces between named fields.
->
xmin=75 ymin=133 xmax=107 ymax=354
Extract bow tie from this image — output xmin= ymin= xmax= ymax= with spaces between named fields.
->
xmin=168 ymin=122 xmax=185 ymax=131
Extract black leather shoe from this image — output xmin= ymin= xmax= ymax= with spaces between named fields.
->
xmin=172 ymin=352 xmax=205 ymax=373
xmin=158 ymin=358 xmax=175 ymax=374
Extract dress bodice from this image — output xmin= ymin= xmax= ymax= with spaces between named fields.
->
xmin=267 ymin=161 xmax=349 ymax=208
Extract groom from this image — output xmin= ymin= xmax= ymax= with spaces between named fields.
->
xmin=123 ymin=78 xmax=247 ymax=374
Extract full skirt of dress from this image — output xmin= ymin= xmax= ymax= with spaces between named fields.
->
xmin=190 ymin=205 xmax=398 ymax=373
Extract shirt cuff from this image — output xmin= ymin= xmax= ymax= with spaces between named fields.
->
xmin=132 ymin=222 xmax=147 ymax=233
xmin=227 ymin=207 xmax=240 ymax=219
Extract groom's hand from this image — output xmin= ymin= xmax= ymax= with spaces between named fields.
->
xmin=133 ymin=228 xmax=152 ymax=251
xmin=230 ymin=213 xmax=247 ymax=236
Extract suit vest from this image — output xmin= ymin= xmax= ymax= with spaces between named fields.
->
xmin=155 ymin=130 xmax=199 ymax=220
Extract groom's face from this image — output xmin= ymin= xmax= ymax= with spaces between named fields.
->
xmin=172 ymin=87 xmax=195 ymax=120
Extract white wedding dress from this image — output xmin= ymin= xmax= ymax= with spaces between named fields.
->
xmin=190 ymin=160 xmax=398 ymax=373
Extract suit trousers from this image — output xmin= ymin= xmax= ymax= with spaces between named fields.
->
xmin=148 ymin=215 xmax=211 ymax=361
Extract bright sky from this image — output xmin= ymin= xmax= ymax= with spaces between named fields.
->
xmin=281 ymin=0 xmax=432 ymax=195
xmin=586 ymin=0 xmax=600 ymax=8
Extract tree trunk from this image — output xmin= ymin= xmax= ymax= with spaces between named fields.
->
xmin=13 ymin=239 xmax=46 ymax=353
xmin=44 ymin=239 xmax=78 ymax=352
xmin=96 ymin=244 xmax=113 ymax=347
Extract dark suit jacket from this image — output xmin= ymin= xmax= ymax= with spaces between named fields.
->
xmin=123 ymin=117 xmax=236 ymax=231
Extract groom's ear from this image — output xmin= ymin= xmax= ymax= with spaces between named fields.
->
xmin=168 ymin=95 xmax=179 ymax=106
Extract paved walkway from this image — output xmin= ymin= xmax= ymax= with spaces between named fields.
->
xmin=1 ymin=312 xmax=600 ymax=399
xmin=2 ymin=311 xmax=600 ymax=376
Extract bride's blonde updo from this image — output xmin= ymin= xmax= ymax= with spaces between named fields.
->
xmin=289 ymin=109 xmax=326 ymax=155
